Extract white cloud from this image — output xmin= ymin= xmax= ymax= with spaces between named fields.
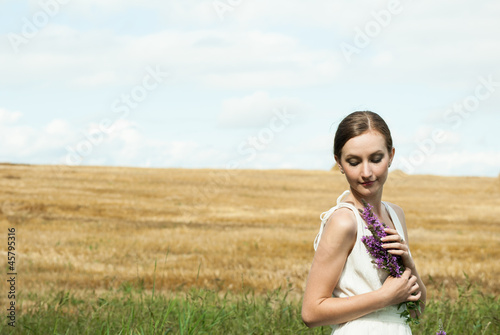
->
xmin=72 ymin=71 xmax=119 ymax=87
xmin=59 ymin=119 xmax=214 ymax=168
xmin=0 ymin=125 xmax=36 ymax=156
xmin=218 ymin=91 xmax=303 ymax=128
xmin=411 ymin=126 xmax=460 ymax=144
xmin=1 ymin=23 xmax=342 ymax=89
xmin=60 ymin=0 xmax=216 ymax=24
xmin=0 ymin=108 xmax=22 ymax=124
xmin=5 ymin=0 xmax=497 ymax=92
xmin=294 ymin=134 xmax=333 ymax=154
xmin=44 ymin=119 xmax=71 ymax=136
xmin=0 ymin=109 xmax=39 ymax=157
xmin=419 ymin=151 xmax=500 ymax=176
xmin=0 ymin=106 xmax=225 ymax=169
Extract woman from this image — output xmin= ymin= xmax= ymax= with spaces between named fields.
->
xmin=301 ymin=111 xmax=426 ymax=334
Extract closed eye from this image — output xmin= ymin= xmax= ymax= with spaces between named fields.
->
xmin=371 ymin=154 xmax=384 ymax=163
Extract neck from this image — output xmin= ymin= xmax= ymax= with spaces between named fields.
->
xmin=346 ymin=187 xmax=384 ymax=216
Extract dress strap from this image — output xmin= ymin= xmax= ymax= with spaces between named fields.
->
xmin=382 ymin=202 xmax=412 ymax=257
xmin=314 ymin=190 xmax=362 ymax=251
xmin=336 ymin=189 xmax=351 ymax=205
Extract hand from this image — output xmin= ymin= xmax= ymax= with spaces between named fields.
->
xmin=381 ymin=268 xmax=421 ymax=305
xmin=381 ymin=228 xmax=415 ymax=269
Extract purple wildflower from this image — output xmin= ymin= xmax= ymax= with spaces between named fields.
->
xmin=359 ymin=200 xmax=404 ymax=277
xmin=436 ymin=318 xmax=446 ymax=334
xmin=359 ymin=199 xmax=421 ymax=324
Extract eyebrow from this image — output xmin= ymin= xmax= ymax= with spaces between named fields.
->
xmin=344 ymin=151 xmax=385 ymax=159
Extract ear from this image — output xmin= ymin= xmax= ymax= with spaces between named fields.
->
xmin=334 ymin=155 xmax=341 ymax=167
xmin=389 ymin=147 xmax=395 ymax=167
xmin=334 ymin=155 xmax=344 ymax=174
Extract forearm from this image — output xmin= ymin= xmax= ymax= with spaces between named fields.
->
xmin=302 ymin=289 xmax=390 ymax=328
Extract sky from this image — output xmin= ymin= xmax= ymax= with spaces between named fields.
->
xmin=0 ymin=0 xmax=499 ymax=177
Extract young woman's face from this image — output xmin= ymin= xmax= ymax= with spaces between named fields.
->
xmin=336 ymin=130 xmax=394 ymax=198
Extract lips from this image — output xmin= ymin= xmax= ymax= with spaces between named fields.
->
xmin=361 ymin=180 xmax=375 ymax=187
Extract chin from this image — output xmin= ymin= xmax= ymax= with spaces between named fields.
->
xmin=355 ymin=181 xmax=383 ymax=195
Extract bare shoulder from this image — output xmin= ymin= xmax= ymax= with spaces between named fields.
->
xmin=325 ymin=207 xmax=357 ymax=234
xmin=319 ymin=207 xmax=357 ymax=248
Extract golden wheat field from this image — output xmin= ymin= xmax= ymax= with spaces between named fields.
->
xmin=0 ymin=163 xmax=499 ymax=307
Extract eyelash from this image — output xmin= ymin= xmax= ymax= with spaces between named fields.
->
xmin=348 ymin=158 xmax=383 ymax=167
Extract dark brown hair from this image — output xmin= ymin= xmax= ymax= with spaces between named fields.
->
xmin=333 ymin=111 xmax=393 ymax=159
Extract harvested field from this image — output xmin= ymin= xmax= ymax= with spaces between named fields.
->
xmin=1 ymin=163 xmax=499 ymax=305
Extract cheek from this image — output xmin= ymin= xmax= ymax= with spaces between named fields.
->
xmin=342 ymin=170 xmax=357 ymax=182
xmin=377 ymin=162 xmax=389 ymax=171
xmin=374 ymin=164 xmax=389 ymax=177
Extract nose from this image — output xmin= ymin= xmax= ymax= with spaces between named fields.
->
xmin=361 ymin=162 xmax=372 ymax=179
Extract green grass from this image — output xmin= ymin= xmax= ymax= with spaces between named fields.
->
xmin=411 ymin=274 xmax=499 ymax=335
xmin=2 ymin=280 xmax=498 ymax=334
xmin=3 ymin=286 xmax=327 ymax=335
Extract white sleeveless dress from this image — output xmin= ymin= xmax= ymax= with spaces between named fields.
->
xmin=314 ymin=190 xmax=412 ymax=335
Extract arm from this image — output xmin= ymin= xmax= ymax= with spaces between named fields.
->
xmin=382 ymin=203 xmax=427 ymax=315
xmin=301 ymin=208 xmax=421 ymax=328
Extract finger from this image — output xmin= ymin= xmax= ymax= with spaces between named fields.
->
xmin=381 ymin=235 xmax=400 ymax=243
xmin=407 ymin=276 xmax=418 ymax=286
xmin=387 ymin=249 xmax=405 ymax=256
xmin=383 ymin=228 xmax=399 ymax=235
xmin=382 ymin=242 xmax=408 ymax=251
xmin=407 ymin=291 xmax=421 ymax=301
xmin=381 ymin=233 xmax=404 ymax=243
xmin=402 ymin=267 xmax=412 ymax=279
xmin=386 ymin=249 xmax=410 ymax=258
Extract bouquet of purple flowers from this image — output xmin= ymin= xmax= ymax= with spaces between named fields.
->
xmin=359 ymin=199 xmax=421 ymax=324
